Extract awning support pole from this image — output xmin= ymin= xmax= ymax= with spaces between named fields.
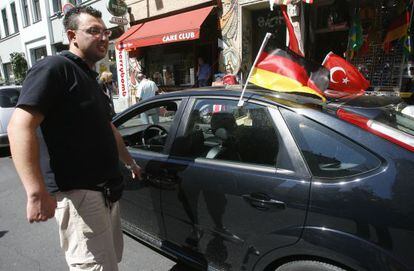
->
xmin=238 ymin=32 xmax=272 ymax=107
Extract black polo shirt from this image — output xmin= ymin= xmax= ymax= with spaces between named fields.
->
xmin=17 ymin=51 xmax=121 ymax=193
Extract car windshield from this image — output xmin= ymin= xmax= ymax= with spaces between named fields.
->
xmin=376 ymin=103 xmax=414 ymax=136
xmin=0 ymin=88 xmax=20 ymax=108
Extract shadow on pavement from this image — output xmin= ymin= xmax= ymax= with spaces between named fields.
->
xmin=0 ymin=231 xmax=8 ymax=238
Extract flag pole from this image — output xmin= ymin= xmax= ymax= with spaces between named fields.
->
xmin=238 ymin=32 xmax=272 ymax=107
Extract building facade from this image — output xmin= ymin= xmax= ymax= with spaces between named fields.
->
xmin=0 ymin=0 xmax=124 ymax=85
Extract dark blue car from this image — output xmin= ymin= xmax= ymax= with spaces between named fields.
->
xmin=113 ymin=88 xmax=414 ymax=271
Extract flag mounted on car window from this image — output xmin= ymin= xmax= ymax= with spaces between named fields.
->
xmin=249 ymin=49 xmax=329 ymax=101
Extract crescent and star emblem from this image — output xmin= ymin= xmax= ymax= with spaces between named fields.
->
xmin=330 ymin=66 xmax=349 ymax=84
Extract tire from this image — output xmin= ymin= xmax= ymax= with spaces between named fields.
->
xmin=275 ymin=260 xmax=347 ymax=271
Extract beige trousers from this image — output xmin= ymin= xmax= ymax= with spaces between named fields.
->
xmin=55 ymin=190 xmax=123 ymax=271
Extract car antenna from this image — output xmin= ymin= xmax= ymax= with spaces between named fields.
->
xmin=238 ymin=32 xmax=272 ymax=107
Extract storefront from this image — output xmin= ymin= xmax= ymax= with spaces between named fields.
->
xmin=307 ymin=0 xmax=412 ymax=94
xmin=115 ymin=5 xmax=218 ymax=109
xmin=238 ymin=0 xmax=413 ymax=101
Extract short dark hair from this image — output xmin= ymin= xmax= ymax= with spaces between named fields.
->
xmin=63 ymin=6 xmax=102 ymax=31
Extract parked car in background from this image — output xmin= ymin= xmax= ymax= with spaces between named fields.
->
xmin=113 ymin=87 xmax=414 ymax=271
xmin=0 ymin=86 xmax=20 ymax=148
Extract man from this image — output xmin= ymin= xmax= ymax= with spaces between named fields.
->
xmin=197 ymin=57 xmax=211 ymax=87
xmin=7 ymin=6 xmax=141 ymax=271
xmin=135 ymin=72 xmax=158 ymax=102
xmin=135 ymin=72 xmax=159 ymax=124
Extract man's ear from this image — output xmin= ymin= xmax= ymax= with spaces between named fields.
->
xmin=67 ymin=30 xmax=77 ymax=47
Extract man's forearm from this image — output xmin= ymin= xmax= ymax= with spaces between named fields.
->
xmin=111 ymin=123 xmax=135 ymax=166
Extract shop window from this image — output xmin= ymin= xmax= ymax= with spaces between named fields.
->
xmin=310 ymin=0 xmax=410 ymax=92
xmin=144 ymin=42 xmax=196 ymax=87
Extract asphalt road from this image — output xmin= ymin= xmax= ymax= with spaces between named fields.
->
xmin=0 ymin=149 xmax=191 ymax=271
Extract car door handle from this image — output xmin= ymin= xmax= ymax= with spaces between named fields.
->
xmin=242 ymin=194 xmax=286 ymax=211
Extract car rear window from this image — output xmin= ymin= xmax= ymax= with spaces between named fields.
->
xmin=281 ymin=108 xmax=381 ymax=179
xmin=0 ymin=88 xmax=20 ymax=108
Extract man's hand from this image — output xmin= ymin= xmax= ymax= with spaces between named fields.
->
xmin=27 ymin=192 xmax=57 ymax=223
xmin=127 ymin=161 xmax=142 ymax=180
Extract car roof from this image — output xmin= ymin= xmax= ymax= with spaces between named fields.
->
xmin=155 ymin=86 xmax=402 ymax=113
xmin=158 ymin=86 xmax=326 ymax=109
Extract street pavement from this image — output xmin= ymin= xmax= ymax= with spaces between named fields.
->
xmin=0 ymin=150 xmax=192 ymax=271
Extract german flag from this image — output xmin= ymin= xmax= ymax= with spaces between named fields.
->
xmin=249 ymin=49 xmax=329 ymax=101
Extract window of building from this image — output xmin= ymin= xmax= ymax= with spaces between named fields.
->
xmin=21 ymin=0 xmax=30 ymax=27
xmin=3 ymin=63 xmax=14 ymax=84
xmin=32 ymin=0 xmax=41 ymax=22
xmin=32 ymin=46 xmax=47 ymax=63
xmin=2 ymin=9 xmax=10 ymax=37
xmin=69 ymin=0 xmax=82 ymax=5
xmin=52 ymin=0 xmax=62 ymax=14
xmin=281 ymin=108 xmax=381 ymax=179
xmin=10 ymin=3 xmax=19 ymax=33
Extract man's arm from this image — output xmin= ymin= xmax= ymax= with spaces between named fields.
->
xmin=7 ymin=107 xmax=57 ymax=223
xmin=110 ymin=123 xmax=142 ymax=179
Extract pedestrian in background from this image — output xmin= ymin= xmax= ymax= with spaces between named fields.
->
xmin=7 ymin=6 xmax=141 ymax=271
xmin=135 ymin=72 xmax=159 ymax=102
xmin=136 ymin=72 xmax=159 ymax=124
xmin=197 ymin=57 xmax=211 ymax=87
xmin=99 ymin=70 xmax=116 ymax=117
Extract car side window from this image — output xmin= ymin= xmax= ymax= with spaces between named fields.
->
xmin=0 ymin=88 xmax=20 ymax=108
xmin=171 ymin=98 xmax=294 ymax=169
xmin=117 ymin=100 xmax=181 ymax=153
xmin=281 ymin=108 xmax=381 ymax=178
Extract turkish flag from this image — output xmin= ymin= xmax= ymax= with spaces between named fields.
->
xmin=322 ymin=52 xmax=370 ymax=94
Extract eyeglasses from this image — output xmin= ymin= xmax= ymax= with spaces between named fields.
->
xmin=77 ymin=27 xmax=112 ymax=37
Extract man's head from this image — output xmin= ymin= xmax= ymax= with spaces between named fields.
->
xmin=137 ymin=72 xmax=146 ymax=81
xmin=198 ymin=57 xmax=204 ymax=65
xmin=64 ymin=7 xmax=110 ymax=67
xmin=99 ymin=71 xmax=113 ymax=83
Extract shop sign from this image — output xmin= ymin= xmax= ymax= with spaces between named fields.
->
xmin=107 ymin=0 xmax=128 ymax=17
xmin=110 ymin=16 xmax=128 ymax=25
xmin=162 ymin=31 xmax=196 ymax=43
xmin=116 ymin=48 xmax=128 ymax=98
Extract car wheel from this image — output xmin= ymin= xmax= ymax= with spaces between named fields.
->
xmin=275 ymin=260 xmax=347 ymax=271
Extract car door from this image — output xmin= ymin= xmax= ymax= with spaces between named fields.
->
xmin=159 ymin=97 xmax=311 ymax=270
xmin=113 ymin=97 xmax=186 ymax=242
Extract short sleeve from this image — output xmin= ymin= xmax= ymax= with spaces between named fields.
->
xmin=17 ymin=57 xmax=66 ymax=115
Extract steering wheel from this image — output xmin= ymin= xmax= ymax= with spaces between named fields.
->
xmin=141 ymin=124 xmax=168 ymax=146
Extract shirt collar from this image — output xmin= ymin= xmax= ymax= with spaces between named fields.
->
xmin=60 ymin=51 xmax=99 ymax=78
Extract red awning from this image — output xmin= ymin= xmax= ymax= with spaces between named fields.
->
xmin=116 ymin=6 xmax=214 ymax=51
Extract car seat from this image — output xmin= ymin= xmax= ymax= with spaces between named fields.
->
xmin=206 ymin=112 xmax=241 ymax=161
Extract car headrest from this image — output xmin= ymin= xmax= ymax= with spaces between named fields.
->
xmin=211 ymin=112 xmax=237 ymax=135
